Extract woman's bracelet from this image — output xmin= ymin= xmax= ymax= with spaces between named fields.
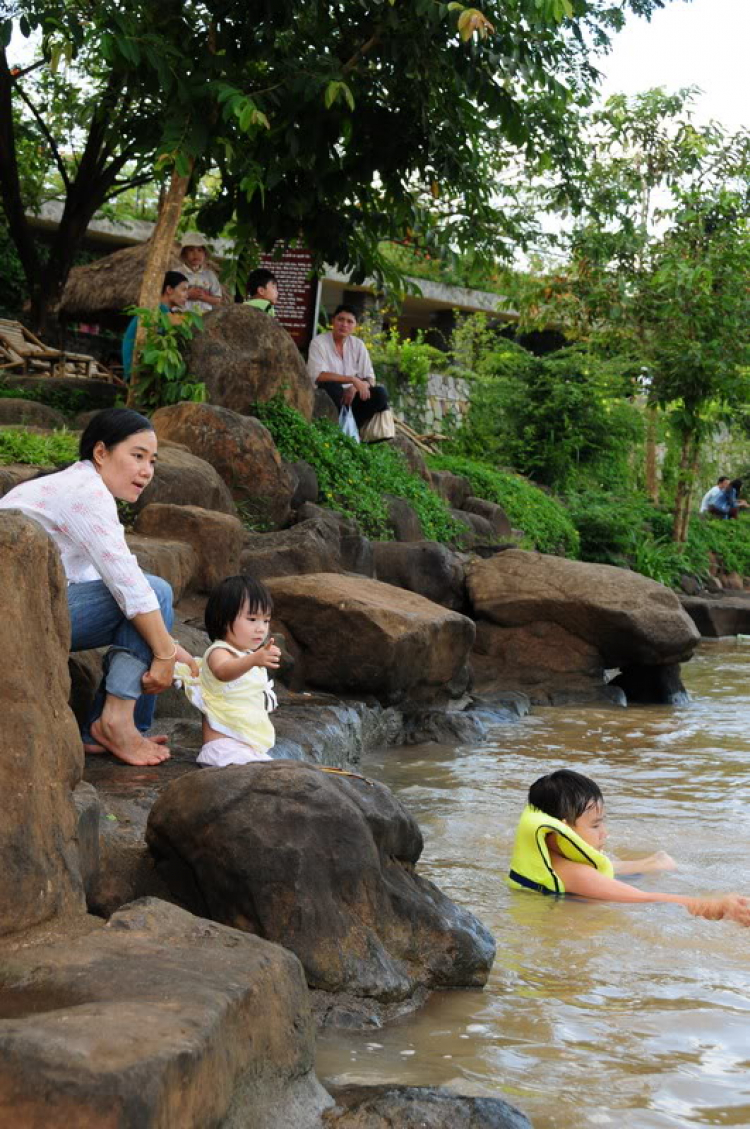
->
xmin=152 ymin=641 xmax=177 ymax=662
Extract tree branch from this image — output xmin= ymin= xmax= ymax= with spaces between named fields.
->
xmin=0 ymin=47 xmax=41 ymax=289
xmin=13 ymin=81 xmax=71 ymax=191
xmin=342 ymin=31 xmax=382 ymax=75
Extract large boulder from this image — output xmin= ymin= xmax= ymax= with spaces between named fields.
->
xmin=133 ymin=443 xmax=237 ymax=516
xmin=295 ymin=503 xmax=374 ymax=576
xmin=134 ymin=503 xmax=244 ymax=592
xmin=185 ymin=303 xmax=314 ymax=418
xmin=463 ymin=496 xmax=513 ymax=540
xmin=680 ymin=594 xmax=750 ymax=637
xmin=0 ymin=513 xmax=85 ymax=935
xmin=241 ymin=518 xmax=340 ymax=580
xmin=391 ymin=433 xmax=431 ymax=483
xmin=324 ymin=1086 xmax=531 ymax=1129
xmin=152 ymin=401 xmax=295 ymax=528
xmin=0 ymin=898 xmax=331 ymax=1129
xmin=384 ymin=494 xmax=423 ymax=542
xmin=126 ymin=532 xmax=199 ymax=601
xmin=0 ymin=398 xmax=68 ymax=429
xmin=146 ymin=762 xmax=495 ymax=1022
xmin=468 ymin=549 xmax=699 ymax=667
xmin=266 ymin=573 xmax=475 ymax=703
xmin=372 ymin=540 xmax=467 ymax=611
xmin=430 ymin=470 xmax=471 ymax=509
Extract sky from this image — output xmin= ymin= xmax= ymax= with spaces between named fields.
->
xmin=595 ymin=0 xmax=749 ymax=131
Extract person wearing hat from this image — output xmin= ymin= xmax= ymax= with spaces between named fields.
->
xmin=179 ymin=233 xmax=223 ymax=314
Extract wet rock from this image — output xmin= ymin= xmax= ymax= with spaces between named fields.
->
xmin=0 ymin=398 xmax=67 ymax=429
xmin=132 ymin=443 xmax=237 ymax=516
xmin=372 ymin=540 xmax=467 ymax=611
xmin=680 ymin=593 xmax=750 ymax=637
xmin=125 ymin=532 xmax=199 ymax=601
xmin=384 ymin=494 xmax=423 ymax=542
xmin=472 ymin=619 xmax=606 ymax=705
xmin=267 ymin=573 xmax=475 ymax=704
xmin=469 ymin=550 xmax=700 ymax=667
xmin=430 ymin=470 xmax=471 ymax=508
xmin=241 ymin=518 xmax=340 ymax=581
xmin=185 ymin=302 xmax=314 ymax=418
xmin=134 ymin=503 xmax=244 ymax=592
xmin=0 ymin=898 xmax=331 ymax=1129
xmin=0 ymin=513 xmax=85 ymax=935
xmin=72 ymin=781 xmax=101 ymax=906
xmin=324 ymin=1085 xmax=531 ymax=1128
xmin=295 ymin=503 xmax=374 ymax=576
xmin=146 ymin=762 xmax=496 ymax=1024
xmin=271 ymin=694 xmax=403 ymax=766
xmin=610 ymin=662 xmax=689 ymax=706
xmin=152 ymin=401 xmax=295 ymax=528
xmin=399 ymin=708 xmax=488 ymax=745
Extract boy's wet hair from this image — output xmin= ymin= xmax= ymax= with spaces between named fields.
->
xmin=528 ymin=769 xmax=603 ymax=824
xmin=205 ymin=574 xmax=273 ymax=642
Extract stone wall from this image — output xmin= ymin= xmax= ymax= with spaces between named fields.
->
xmin=392 ymin=372 xmax=471 ymax=435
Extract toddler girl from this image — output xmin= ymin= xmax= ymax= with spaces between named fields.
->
xmin=175 ymin=574 xmax=281 ymax=766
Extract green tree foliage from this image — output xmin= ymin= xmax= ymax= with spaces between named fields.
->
xmin=511 ymin=89 xmax=750 ymax=540
xmin=1 ymin=0 xmax=670 ymax=331
xmin=125 ymin=306 xmax=207 ymax=412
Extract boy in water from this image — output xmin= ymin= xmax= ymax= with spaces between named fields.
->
xmin=509 ymin=769 xmax=750 ymax=924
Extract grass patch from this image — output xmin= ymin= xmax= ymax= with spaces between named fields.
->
xmin=428 ymin=454 xmax=580 ymax=557
xmin=0 ymin=427 xmax=78 ymax=467
xmin=252 ymin=397 xmax=460 ymax=542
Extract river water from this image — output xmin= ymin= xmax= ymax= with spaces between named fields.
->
xmin=317 ymin=642 xmax=750 ymax=1128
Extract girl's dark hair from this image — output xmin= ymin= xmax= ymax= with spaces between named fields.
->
xmin=333 ymin=303 xmax=359 ymax=321
xmin=247 ymin=267 xmax=278 ymax=296
xmin=205 ymin=574 xmax=273 ymax=642
xmin=163 ymin=270 xmax=188 ymax=292
xmin=528 ymin=769 xmax=603 ymax=824
xmin=731 ymin=478 xmax=743 ymax=492
xmin=79 ymin=408 xmax=154 ymax=462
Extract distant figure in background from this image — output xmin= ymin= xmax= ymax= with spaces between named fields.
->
xmin=707 ymin=477 xmax=748 ymax=520
xmin=700 ymin=476 xmax=730 ymax=514
xmin=179 ymin=232 xmax=223 ymax=314
xmin=307 ymin=304 xmax=390 ymax=434
xmin=122 ymin=271 xmax=188 ymax=382
xmin=244 ymin=268 xmax=278 ymax=316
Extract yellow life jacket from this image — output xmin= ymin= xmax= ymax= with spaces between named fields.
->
xmin=508 ymin=804 xmax=614 ymax=896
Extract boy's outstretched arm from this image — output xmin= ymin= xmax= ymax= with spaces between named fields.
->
xmin=553 ymin=856 xmax=750 ymax=925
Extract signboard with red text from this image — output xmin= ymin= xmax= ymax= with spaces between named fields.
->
xmin=258 ymin=245 xmax=319 ymax=352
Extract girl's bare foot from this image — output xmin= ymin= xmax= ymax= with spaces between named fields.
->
xmin=84 ymin=734 xmax=169 ymax=755
xmin=90 ymin=718 xmax=170 ymax=766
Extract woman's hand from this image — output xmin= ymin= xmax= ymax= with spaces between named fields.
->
xmin=174 ymin=643 xmax=199 ymax=677
xmin=142 ymin=655 xmax=176 ymax=694
xmin=687 ymin=894 xmax=750 ymax=925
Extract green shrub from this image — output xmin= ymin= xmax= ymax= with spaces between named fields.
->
xmin=0 ymin=380 xmax=103 ymax=417
xmin=428 ymin=454 xmax=580 ymax=557
xmin=0 ymin=427 xmax=78 ymax=467
xmin=252 ymin=397 xmax=460 ymax=542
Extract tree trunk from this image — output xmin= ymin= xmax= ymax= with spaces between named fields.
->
xmin=672 ymin=426 xmax=698 ymax=544
xmin=644 ymin=404 xmax=659 ymax=503
xmin=127 ymin=165 xmax=192 ymax=407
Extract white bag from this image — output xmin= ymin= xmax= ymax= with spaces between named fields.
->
xmin=360 ymin=408 xmax=396 ymax=442
xmin=338 ymin=405 xmax=360 ymax=443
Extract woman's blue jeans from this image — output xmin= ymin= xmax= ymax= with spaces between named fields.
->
xmin=67 ymin=575 xmax=174 ymax=740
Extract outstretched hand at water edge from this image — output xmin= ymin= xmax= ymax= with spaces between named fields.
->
xmin=686 ymin=894 xmax=750 ymax=926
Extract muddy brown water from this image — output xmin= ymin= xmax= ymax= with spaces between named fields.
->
xmin=317 ymin=641 xmax=750 ymax=1128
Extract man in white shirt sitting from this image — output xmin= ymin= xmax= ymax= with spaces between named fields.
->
xmin=306 ymin=304 xmax=390 ymax=434
xmin=700 ymin=476 xmax=730 ymax=515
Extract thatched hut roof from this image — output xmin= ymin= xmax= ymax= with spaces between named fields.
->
xmin=59 ymin=240 xmax=229 ymax=321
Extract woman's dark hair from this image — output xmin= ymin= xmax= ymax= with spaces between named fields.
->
xmin=79 ymin=408 xmax=154 ymax=462
xmin=163 ymin=270 xmax=188 ymax=292
xmin=333 ymin=303 xmax=359 ymax=321
xmin=528 ymin=769 xmax=603 ymax=824
xmin=247 ymin=268 xmax=278 ymax=296
xmin=205 ymin=574 xmax=273 ymax=642
xmin=731 ymin=478 xmax=743 ymax=492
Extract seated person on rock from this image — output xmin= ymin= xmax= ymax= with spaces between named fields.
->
xmin=244 ymin=268 xmax=278 ymax=316
xmin=179 ymin=232 xmax=224 ymax=314
xmin=713 ymin=478 xmax=749 ymax=520
xmin=0 ymin=408 xmax=197 ymax=766
xmin=509 ymin=769 xmax=750 ymax=925
xmin=700 ymin=476 xmax=730 ymax=516
xmin=121 ymin=270 xmax=189 ymax=382
xmin=175 ymin=574 xmax=281 ymax=766
xmin=307 ymin=304 xmax=391 ymax=437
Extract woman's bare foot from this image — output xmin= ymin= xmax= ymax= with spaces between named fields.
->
xmin=90 ymin=718 xmax=171 ymax=766
xmin=84 ymin=734 xmax=169 ymax=755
